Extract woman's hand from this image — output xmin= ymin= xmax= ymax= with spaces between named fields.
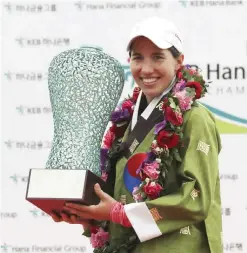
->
xmin=63 ymin=183 xmax=117 ymax=221
xmin=50 ymin=212 xmax=92 ymax=230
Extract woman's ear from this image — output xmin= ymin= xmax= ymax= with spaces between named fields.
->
xmin=176 ymin=54 xmax=184 ymax=70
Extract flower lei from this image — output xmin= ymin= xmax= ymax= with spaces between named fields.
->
xmin=87 ymin=65 xmax=208 ymax=252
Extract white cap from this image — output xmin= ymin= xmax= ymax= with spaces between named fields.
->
xmin=126 ymin=16 xmax=183 ymax=53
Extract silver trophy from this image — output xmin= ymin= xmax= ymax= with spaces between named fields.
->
xmin=26 ymin=46 xmax=125 ymax=212
xmin=46 ymin=46 xmax=125 ymax=175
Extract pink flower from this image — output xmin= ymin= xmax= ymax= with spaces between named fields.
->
xmin=151 ymin=140 xmax=158 ymax=150
xmin=90 ymin=227 xmax=109 ymax=249
xmin=141 ymin=161 xmax=160 ymax=180
xmin=188 ymin=68 xmax=197 ymax=75
xmin=173 ymin=80 xmax=186 ymax=93
xmin=151 ymin=140 xmax=163 ymax=155
xmin=174 ymin=89 xmax=193 ymax=111
xmin=143 ymin=182 xmax=163 ymax=200
xmin=102 ymin=129 xmax=115 ymax=149
xmin=101 ymin=171 xmax=108 ymax=182
xmin=132 ymin=186 xmax=143 ymax=202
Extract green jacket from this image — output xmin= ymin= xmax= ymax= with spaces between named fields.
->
xmin=109 ymin=104 xmax=223 ymax=253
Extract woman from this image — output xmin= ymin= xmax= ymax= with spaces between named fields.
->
xmin=51 ymin=16 xmax=223 ymax=253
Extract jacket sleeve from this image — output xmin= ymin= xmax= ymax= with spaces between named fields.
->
xmin=124 ymin=105 xmax=222 ymax=242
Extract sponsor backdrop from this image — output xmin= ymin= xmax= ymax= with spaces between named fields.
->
xmin=1 ymin=0 xmax=247 ymax=252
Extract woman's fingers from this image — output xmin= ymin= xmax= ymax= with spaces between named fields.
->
xmin=50 ymin=212 xmax=62 ymax=222
xmin=61 ymin=212 xmax=71 ymax=223
xmin=76 ymin=217 xmax=92 ymax=228
xmin=70 ymin=215 xmax=78 ymax=223
xmin=50 ymin=211 xmax=91 ymax=227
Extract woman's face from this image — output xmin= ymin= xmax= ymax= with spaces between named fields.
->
xmin=130 ymin=36 xmax=184 ymax=103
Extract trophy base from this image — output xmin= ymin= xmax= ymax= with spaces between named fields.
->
xmin=26 ymin=168 xmax=110 ymax=216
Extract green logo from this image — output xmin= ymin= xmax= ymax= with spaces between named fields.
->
xmin=178 ymin=0 xmax=189 ymax=7
xmin=1 ymin=244 xmax=9 ymax=253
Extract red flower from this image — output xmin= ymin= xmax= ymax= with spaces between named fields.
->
xmin=143 ymin=182 xmax=163 ymax=199
xmin=90 ymin=226 xmax=100 ymax=234
xmin=165 ymin=106 xmax=183 ymax=126
xmin=132 ymin=87 xmax=141 ymax=102
xmin=109 ymin=124 xmax=116 ymax=132
xmin=162 ymin=98 xmax=169 ymax=110
xmin=110 ymin=123 xmax=127 ymax=138
xmin=102 ymin=128 xmax=115 ymax=149
xmin=157 ymin=130 xmax=180 ymax=148
xmin=176 ymin=67 xmax=183 ymax=80
xmin=186 ymin=81 xmax=202 ymax=99
xmin=122 ymin=100 xmax=134 ymax=114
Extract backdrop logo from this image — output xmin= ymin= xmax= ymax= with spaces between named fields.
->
xmin=179 ymin=63 xmax=247 ymax=133
xmin=222 ymin=207 xmax=231 ymax=216
xmin=10 ymin=174 xmax=28 ymax=184
xmin=74 ymin=1 xmax=161 ymax=10
xmin=64 ymin=246 xmax=87 ymax=252
xmin=220 ymin=174 xmax=238 ymax=181
xmin=202 ymin=103 xmax=247 ymax=134
xmin=178 ymin=0 xmax=244 ymax=7
xmin=29 ymin=208 xmax=49 ymax=218
xmin=1 ymin=244 xmax=10 ymax=253
xmin=224 ymin=243 xmax=243 ymax=251
xmin=4 ymin=140 xmax=52 ymax=150
xmin=4 ymin=71 xmax=48 ymax=82
xmin=1 ymin=212 xmax=18 ymax=219
xmin=178 ymin=0 xmax=188 ymax=7
xmin=16 ymin=106 xmax=51 ymax=115
xmin=15 ymin=37 xmax=70 ymax=47
xmin=4 ymin=3 xmax=56 ymax=12
xmin=121 ymin=62 xmax=247 ymax=134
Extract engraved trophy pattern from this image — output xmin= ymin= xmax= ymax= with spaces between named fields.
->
xmin=46 ymin=46 xmax=125 ymax=176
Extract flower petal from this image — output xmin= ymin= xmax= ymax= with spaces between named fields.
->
xmin=154 ymin=120 xmax=167 ymax=134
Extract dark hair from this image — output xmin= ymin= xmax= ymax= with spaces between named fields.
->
xmin=129 ymin=46 xmax=181 ymax=59
xmin=168 ymin=46 xmax=181 ymax=59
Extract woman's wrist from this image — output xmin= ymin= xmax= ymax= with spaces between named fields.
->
xmin=110 ymin=202 xmax=132 ymax=227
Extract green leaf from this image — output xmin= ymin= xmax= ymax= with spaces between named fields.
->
xmin=170 ymin=124 xmax=176 ymax=130
xmin=172 ymin=96 xmax=179 ymax=105
xmin=82 ymin=228 xmax=91 ymax=238
xmin=185 ymin=87 xmax=196 ymax=97
xmin=168 ymin=98 xmax=176 ymax=109
xmin=172 ymin=149 xmax=182 ymax=162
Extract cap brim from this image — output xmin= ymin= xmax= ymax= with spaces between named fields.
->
xmin=126 ymin=35 xmax=172 ymax=51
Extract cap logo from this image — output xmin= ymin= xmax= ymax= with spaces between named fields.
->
xmin=175 ymin=34 xmax=182 ymax=43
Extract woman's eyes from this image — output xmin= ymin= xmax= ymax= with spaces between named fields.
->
xmin=132 ymin=56 xmax=143 ymax=60
xmin=153 ymin=55 xmax=164 ymax=60
xmin=131 ymin=55 xmax=165 ymax=61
